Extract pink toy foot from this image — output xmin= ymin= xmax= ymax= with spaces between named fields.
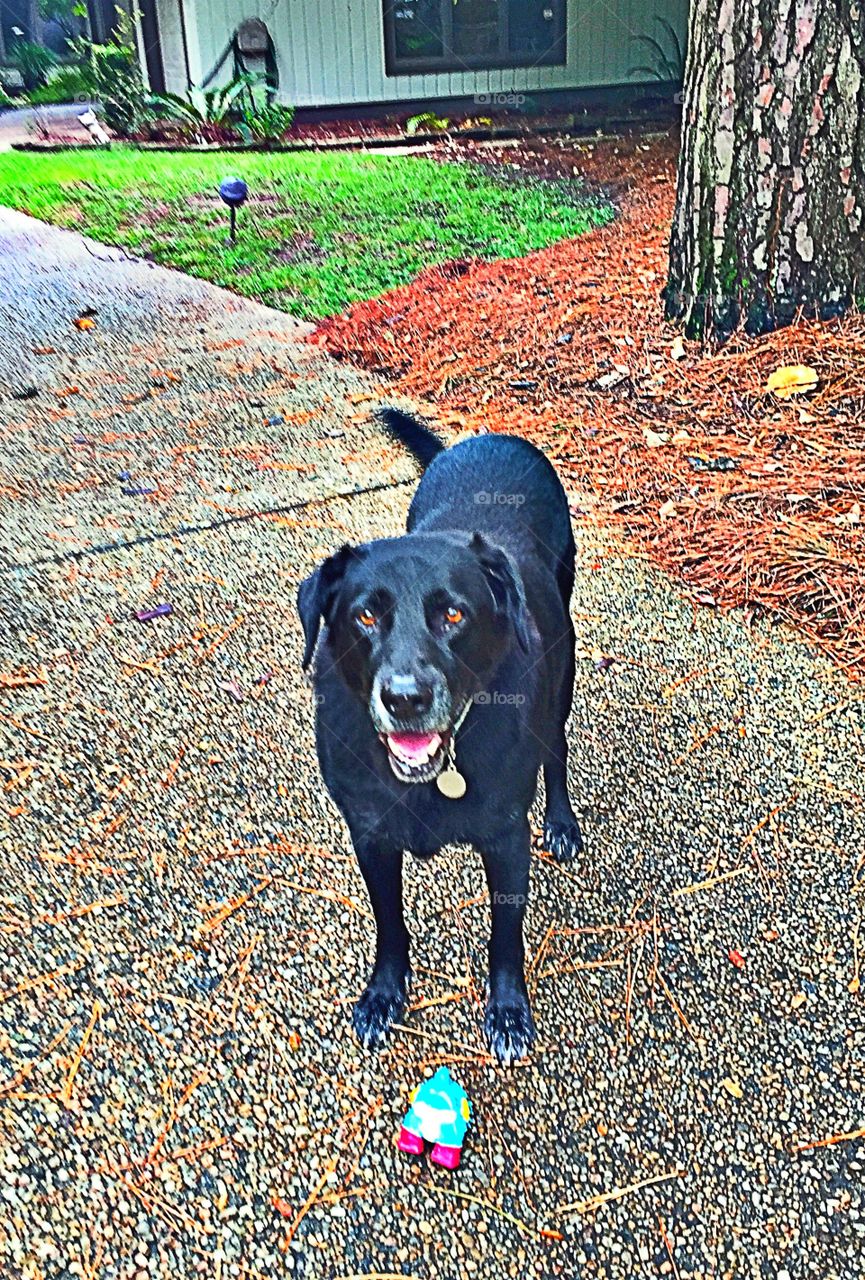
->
xmin=430 ymin=1142 xmax=461 ymax=1170
xmin=397 ymin=1126 xmax=424 ymax=1155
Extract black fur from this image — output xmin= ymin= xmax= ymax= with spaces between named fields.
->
xmin=297 ymin=408 xmax=584 ymax=1064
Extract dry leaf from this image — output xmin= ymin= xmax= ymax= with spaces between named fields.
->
xmin=644 ymin=428 xmax=669 ymax=448
xmin=766 ymin=365 xmax=819 ymax=399
xmin=849 ymin=976 xmax=861 ymax=994
xmin=74 ymin=316 xmax=96 ymax=331
xmin=670 ymin=335 xmax=686 ymax=361
xmin=721 ymin=1077 xmax=743 ymax=1099
xmin=791 ymin=992 xmax=807 ymax=1009
xmin=659 ymin=499 xmax=677 ymax=520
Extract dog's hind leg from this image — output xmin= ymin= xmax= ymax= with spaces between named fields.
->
xmin=542 ymin=620 xmax=584 ymax=864
xmin=350 ymin=838 xmax=411 ymax=1050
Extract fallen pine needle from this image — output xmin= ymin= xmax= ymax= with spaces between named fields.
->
xmin=196 ymin=877 xmax=272 ymax=937
xmin=741 ymin=796 xmax=798 ymax=848
xmin=656 ymin=971 xmax=701 ymax=1043
xmin=671 ymin=866 xmax=751 ymax=897
xmin=0 ymin=1021 xmax=73 ymax=1096
xmin=198 ymin=614 xmax=245 ymax=663
xmin=29 ymin=894 xmax=126 ymax=930
xmin=791 ymin=1125 xmax=865 ymax=1154
xmin=280 ymin=1100 xmax=381 ymax=1252
xmin=61 ymin=998 xmax=101 ymax=1105
xmin=0 ymin=668 xmax=47 ymax=690
xmin=408 ymin=991 xmax=469 ymax=1012
xmin=335 ymin=1274 xmax=422 ymax=1280
xmin=275 ymin=877 xmax=366 ymax=914
xmin=560 ymin=1168 xmax=686 ymax=1215
xmin=426 ymin=1184 xmax=562 ymax=1240
xmin=0 ymin=958 xmax=83 ymax=1003
xmin=673 ymin=724 xmax=722 ymax=767
xmin=145 ymin=1071 xmax=207 ymax=1166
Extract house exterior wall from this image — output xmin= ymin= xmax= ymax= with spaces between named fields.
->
xmin=161 ymin=0 xmax=687 ymax=105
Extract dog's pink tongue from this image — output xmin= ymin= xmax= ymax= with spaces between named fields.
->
xmin=388 ymin=731 xmax=441 ymax=763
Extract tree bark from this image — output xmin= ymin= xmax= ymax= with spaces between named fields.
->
xmin=666 ymin=0 xmax=865 ymax=337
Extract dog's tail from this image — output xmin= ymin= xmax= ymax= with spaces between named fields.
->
xmin=377 ymin=405 xmax=445 ymax=470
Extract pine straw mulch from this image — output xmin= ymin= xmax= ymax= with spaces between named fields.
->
xmin=313 ymin=132 xmax=865 ymax=679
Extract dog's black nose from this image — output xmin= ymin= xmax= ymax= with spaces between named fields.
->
xmin=381 ymin=674 xmax=434 ymax=720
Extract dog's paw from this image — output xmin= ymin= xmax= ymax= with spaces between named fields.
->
xmin=352 ymin=979 xmax=406 ymax=1050
xmin=484 ymin=991 xmax=536 ymax=1066
xmin=543 ymin=818 xmax=584 ymax=864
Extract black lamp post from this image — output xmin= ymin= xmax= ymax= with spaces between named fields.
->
xmin=219 ymin=177 xmax=248 ymax=245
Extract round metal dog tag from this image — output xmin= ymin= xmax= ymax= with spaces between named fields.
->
xmin=437 ymin=768 xmax=467 ymax=799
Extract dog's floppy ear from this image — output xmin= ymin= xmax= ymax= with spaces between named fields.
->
xmin=297 ymin=544 xmax=362 ymax=670
xmin=470 ymin=532 xmax=532 ymax=653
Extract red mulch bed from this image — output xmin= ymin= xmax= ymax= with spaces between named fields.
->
xmin=313 ymin=131 xmax=865 ymax=679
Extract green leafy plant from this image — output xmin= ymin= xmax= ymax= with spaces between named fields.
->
xmin=27 ymin=66 xmax=92 ymax=105
xmin=0 ymin=83 xmax=17 ymax=110
xmin=236 ymin=102 xmax=296 ymax=147
xmin=405 ymin=111 xmax=450 ymax=136
xmin=629 ymin=16 xmax=686 ymax=83
xmin=71 ymin=7 xmax=148 ymax=135
xmin=150 ymin=75 xmax=259 ymax=143
xmin=12 ymin=39 xmax=57 ymax=92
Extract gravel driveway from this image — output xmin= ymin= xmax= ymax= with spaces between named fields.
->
xmin=0 ymin=208 xmax=863 ymax=1280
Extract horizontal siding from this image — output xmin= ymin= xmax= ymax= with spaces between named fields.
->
xmin=166 ymin=0 xmax=688 ymax=105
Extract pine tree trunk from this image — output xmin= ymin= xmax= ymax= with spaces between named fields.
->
xmin=666 ymin=0 xmax=865 ymax=337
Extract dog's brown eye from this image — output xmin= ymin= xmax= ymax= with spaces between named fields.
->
xmin=357 ymin=608 xmax=377 ymax=628
xmin=444 ymin=606 xmax=463 ymax=626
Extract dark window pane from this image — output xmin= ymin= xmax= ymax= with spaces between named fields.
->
xmin=508 ymin=0 xmax=561 ymax=57
xmin=451 ymin=0 xmax=500 ymax=58
xmin=391 ymin=2 xmax=444 ymax=60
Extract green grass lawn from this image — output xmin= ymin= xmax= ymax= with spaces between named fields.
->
xmin=0 ymin=148 xmax=612 ymax=319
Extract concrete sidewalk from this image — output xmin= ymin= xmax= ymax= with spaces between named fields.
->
xmin=0 ymin=208 xmax=863 ymax=1280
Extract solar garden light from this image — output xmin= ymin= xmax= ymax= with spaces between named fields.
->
xmin=219 ymin=177 xmax=249 ymax=245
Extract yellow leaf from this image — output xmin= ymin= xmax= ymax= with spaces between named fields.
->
xmin=658 ymin=499 xmax=677 ymax=520
xmin=791 ymin=992 xmax=807 ymax=1009
xmin=670 ymin=335 xmax=686 ymax=361
xmin=766 ymin=365 xmax=819 ymax=399
xmin=721 ymin=1077 xmax=743 ymax=1099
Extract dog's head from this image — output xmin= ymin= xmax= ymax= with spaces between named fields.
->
xmin=297 ymin=532 xmax=531 ymax=783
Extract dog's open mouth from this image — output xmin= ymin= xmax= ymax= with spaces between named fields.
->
xmin=382 ymin=730 xmax=449 ymax=783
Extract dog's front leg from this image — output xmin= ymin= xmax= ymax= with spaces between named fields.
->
xmin=479 ymin=819 xmax=536 ymax=1065
xmin=351 ymin=838 xmax=410 ymax=1050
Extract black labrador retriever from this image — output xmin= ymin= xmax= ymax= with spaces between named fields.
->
xmin=297 ymin=408 xmax=583 ymax=1064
